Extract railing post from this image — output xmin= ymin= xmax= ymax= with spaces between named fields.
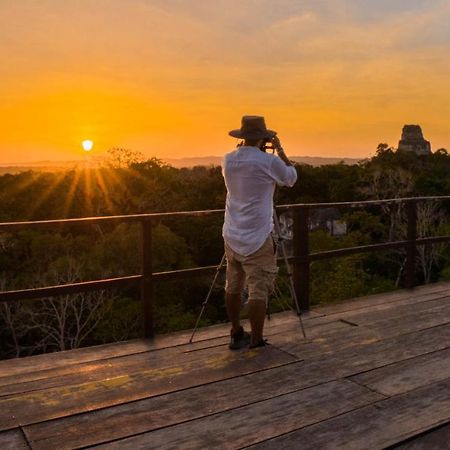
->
xmin=293 ymin=206 xmax=310 ymax=310
xmin=141 ymin=219 xmax=154 ymax=338
xmin=405 ymin=200 xmax=417 ymax=289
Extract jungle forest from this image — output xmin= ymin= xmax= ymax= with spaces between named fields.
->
xmin=1 ymin=146 xmax=450 ymax=359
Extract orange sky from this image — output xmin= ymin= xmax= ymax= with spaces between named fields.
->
xmin=1 ymin=0 xmax=450 ymax=163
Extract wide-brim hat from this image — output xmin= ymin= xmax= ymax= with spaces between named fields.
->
xmin=229 ymin=115 xmax=277 ymax=140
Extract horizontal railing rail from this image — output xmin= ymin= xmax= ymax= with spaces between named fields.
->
xmin=1 ymin=196 xmax=450 ymax=337
xmin=0 ymin=209 xmax=225 ymax=231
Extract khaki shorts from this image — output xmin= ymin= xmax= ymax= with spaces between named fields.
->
xmin=224 ymin=235 xmax=278 ymax=305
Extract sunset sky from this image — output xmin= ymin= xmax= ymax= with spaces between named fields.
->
xmin=1 ymin=0 xmax=450 ymax=163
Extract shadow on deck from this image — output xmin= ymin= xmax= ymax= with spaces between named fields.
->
xmin=0 ymin=283 xmax=449 ymax=449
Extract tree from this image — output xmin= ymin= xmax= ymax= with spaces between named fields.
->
xmin=415 ymin=201 xmax=446 ymax=283
xmin=106 ymin=148 xmax=145 ymax=168
xmin=0 ymin=260 xmax=119 ymax=356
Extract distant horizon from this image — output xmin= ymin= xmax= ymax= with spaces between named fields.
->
xmin=0 ymin=153 xmax=368 ymax=167
xmin=0 ymin=124 xmax=444 ymax=165
xmin=0 ymin=141 xmax=376 ymax=165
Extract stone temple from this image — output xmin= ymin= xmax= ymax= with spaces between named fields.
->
xmin=398 ymin=125 xmax=431 ymax=155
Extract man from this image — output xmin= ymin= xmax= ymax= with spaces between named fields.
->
xmin=222 ymin=115 xmax=297 ymax=349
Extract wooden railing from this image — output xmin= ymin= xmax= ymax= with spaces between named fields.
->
xmin=1 ymin=196 xmax=450 ymax=338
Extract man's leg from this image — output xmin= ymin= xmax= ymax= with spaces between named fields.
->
xmin=226 ymin=293 xmax=242 ymax=334
xmin=224 ymin=244 xmax=246 ymax=335
xmin=244 ymin=235 xmax=278 ymax=346
xmin=248 ymin=299 xmax=266 ymax=344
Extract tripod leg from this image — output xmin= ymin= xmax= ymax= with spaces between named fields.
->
xmin=189 ymin=253 xmax=227 ymax=343
xmin=273 ymin=212 xmax=307 ymax=338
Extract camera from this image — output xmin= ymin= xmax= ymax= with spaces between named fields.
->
xmin=237 ymin=137 xmax=279 ymax=154
xmin=260 ymin=138 xmax=275 ymax=153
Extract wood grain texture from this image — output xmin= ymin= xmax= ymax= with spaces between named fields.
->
xmin=0 ymin=429 xmax=29 ymax=449
xmin=312 ymin=294 xmax=449 ymax=328
xmin=0 ymin=322 xmax=237 ymax=378
xmin=283 ymin=290 xmax=450 ymax=333
xmin=0 ymin=346 xmax=294 ymax=431
xmin=24 ymin=324 xmax=450 ymax=448
xmin=90 ymin=380 xmax=382 ymax=450
xmin=25 ymin=361 xmax=307 ymax=449
xmin=0 ymin=318 xmax=317 ymax=397
xmin=266 ymin=324 xmax=450 ymax=402
xmin=314 ymin=283 xmax=450 ymax=315
xmin=391 ymin=422 xmax=450 ymax=449
xmin=271 ymin=301 xmax=450 ymax=360
xmin=0 ymin=310 xmax=318 ymax=379
xmin=0 ymin=311 xmax=328 ymax=396
xmin=247 ymin=378 xmax=450 ymax=450
xmin=350 ymin=348 xmax=450 ymax=396
xmin=1 ymin=284 xmax=449 ymax=449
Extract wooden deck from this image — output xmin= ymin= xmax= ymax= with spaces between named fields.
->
xmin=0 ymin=283 xmax=449 ymax=449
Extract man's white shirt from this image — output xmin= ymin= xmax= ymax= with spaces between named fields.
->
xmin=222 ymin=146 xmax=297 ymax=256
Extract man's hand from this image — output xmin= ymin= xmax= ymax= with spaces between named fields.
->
xmin=271 ymin=136 xmax=293 ymax=166
xmin=271 ymin=136 xmax=283 ymax=153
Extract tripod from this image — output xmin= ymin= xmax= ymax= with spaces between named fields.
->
xmin=188 ymin=209 xmax=307 ymax=343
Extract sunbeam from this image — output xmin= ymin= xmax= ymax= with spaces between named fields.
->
xmin=25 ymin=171 xmax=68 ymax=219
xmin=60 ymin=169 xmax=83 ymax=218
xmin=93 ymin=167 xmax=118 ymax=215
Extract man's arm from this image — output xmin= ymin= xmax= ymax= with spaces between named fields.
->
xmin=269 ymin=136 xmax=297 ymax=187
xmin=272 ymin=136 xmax=293 ymax=166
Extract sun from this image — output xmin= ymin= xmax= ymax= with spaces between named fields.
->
xmin=82 ymin=139 xmax=94 ymax=151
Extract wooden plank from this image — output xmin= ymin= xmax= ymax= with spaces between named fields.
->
xmin=1 ymin=287 xmax=448 ymax=443
xmin=314 ymin=293 xmax=450 ymax=327
xmin=0 ymin=343 xmax=192 ymax=395
xmin=254 ymin=294 xmax=450 ymax=360
xmin=319 ymin=298 xmax=450 ymax=347
xmin=25 ymin=362 xmax=352 ymax=450
xmin=181 ymin=319 xmax=349 ymax=357
xmin=364 ymin=300 xmax=450 ymax=335
xmin=247 ymin=378 xmax=450 ymax=450
xmin=290 ymin=291 xmax=450 ymax=334
xmin=392 ymin=422 xmax=450 ymax=449
xmin=0 ymin=309 xmax=324 ymax=388
xmin=23 ymin=324 xmax=450 ymax=449
xmin=274 ymin=323 xmax=450 ymax=383
xmin=0 ymin=312 xmax=328 ymax=394
xmin=0 ymin=429 xmax=29 ymax=449
xmin=0 ymin=346 xmax=294 ymax=431
xmin=87 ymin=380 xmax=382 ymax=450
xmin=0 ymin=339 xmax=168 ymax=379
xmin=350 ymin=348 xmax=450 ymax=396
xmin=0 ymin=309 xmax=320 ymax=378
xmin=0 ymin=321 xmax=237 ymax=378
xmin=333 ymin=296 xmax=450 ymax=327
xmin=145 ymin=297 xmax=449 ymax=379
xmin=0 ymin=325 xmax=235 ymax=379
xmin=314 ymin=283 xmax=450 ymax=316
xmin=322 ymin=323 xmax=450 ymax=377
xmin=21 ymin=323 xmax=346 ymax=450
xmin=270 ymin=302 xmax=450 ymax=360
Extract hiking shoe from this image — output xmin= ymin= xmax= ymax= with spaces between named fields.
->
xmin=249 ymin=339 xmax=268 ymax=349
xmin=229 ymin=326 xmax=251 ymax=350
